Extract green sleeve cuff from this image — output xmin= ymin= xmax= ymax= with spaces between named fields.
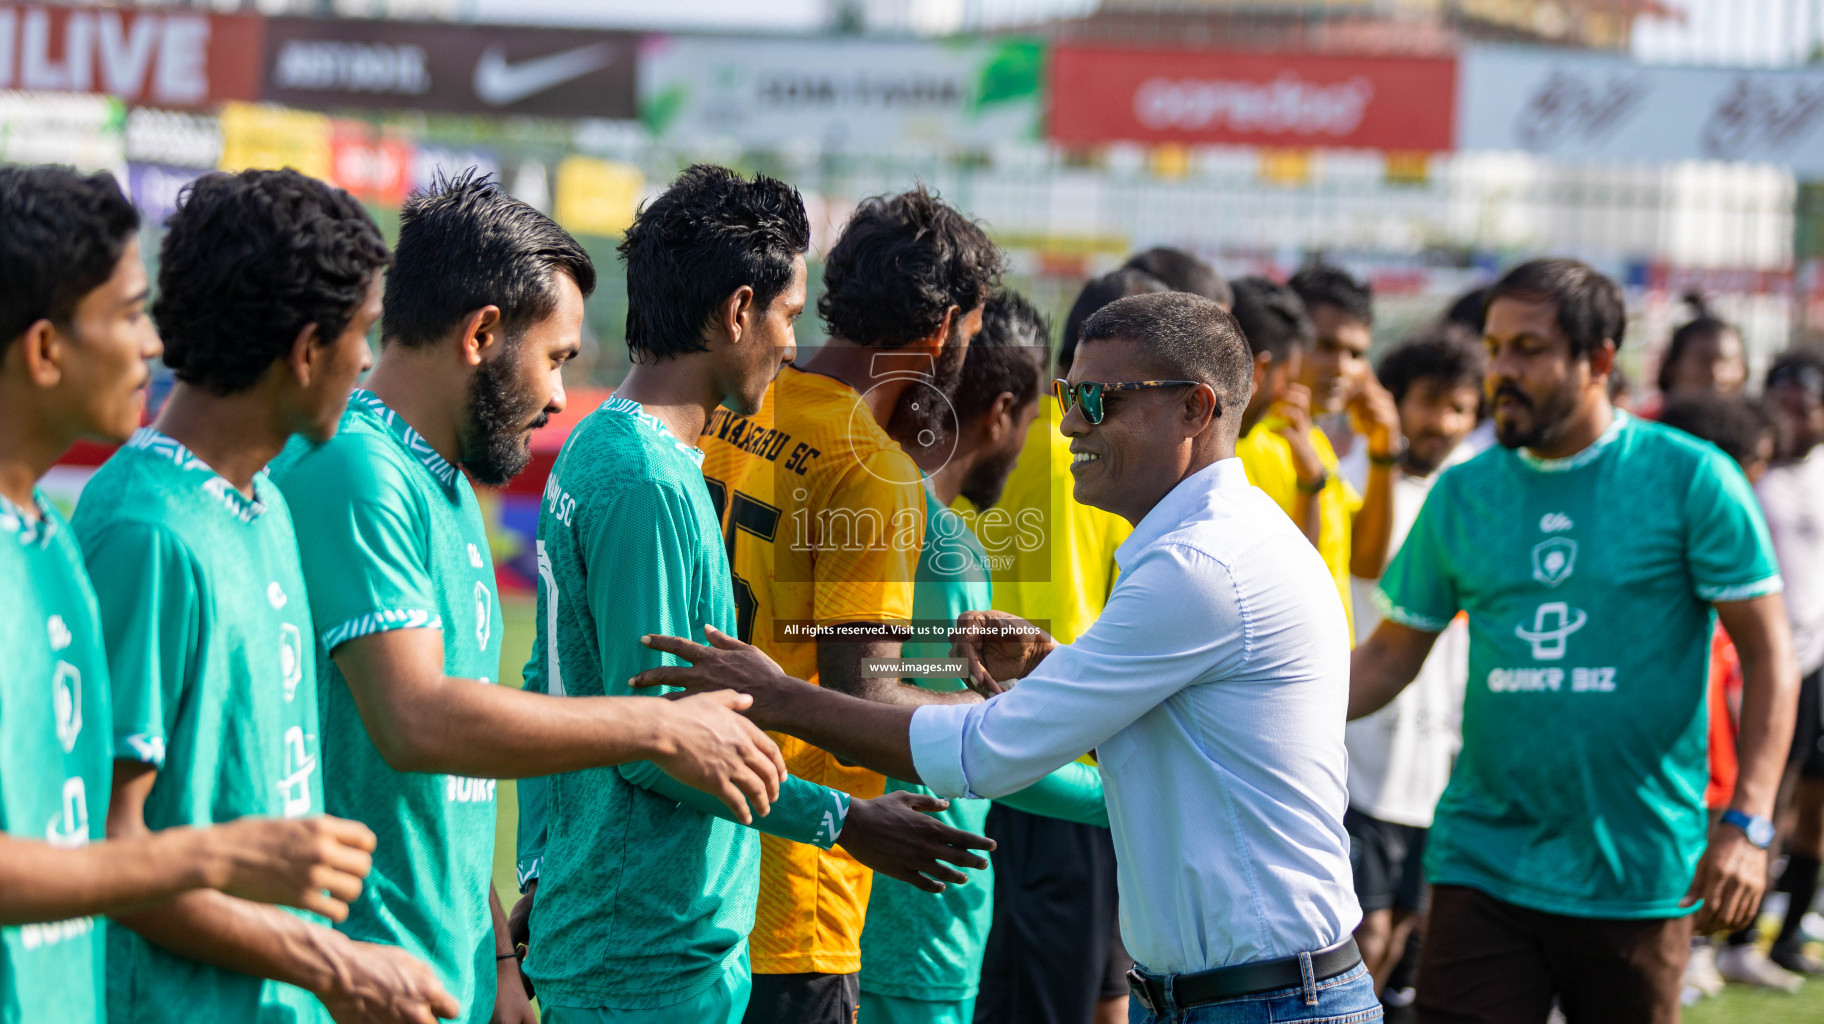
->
xmin=995 ymin=760 xmax=1108 ymax=827
xmin=626 ymin=763 xmax=849 ymax=849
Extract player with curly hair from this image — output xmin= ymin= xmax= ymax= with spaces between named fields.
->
xmin=698 ymin=185 xmax=1004 ymax=1024
xmin=69 ymin=169 xmax=459 ymax=1024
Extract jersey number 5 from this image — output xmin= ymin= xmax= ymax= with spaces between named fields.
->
xmin=703 ymin=479 xmax=781 ymax=644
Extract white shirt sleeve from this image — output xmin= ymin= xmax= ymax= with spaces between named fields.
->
xmin=910 ymin=543 xmax=1248 ymax=799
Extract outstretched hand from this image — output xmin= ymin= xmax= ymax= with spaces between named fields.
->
xmin=949 ymin=610 xmax=1056 ymax=696
xmin=632 ymin=626 xmax=807 ymax=732
xmin=647 ymin=689 xmax=786 ymax=825
xmin=838 ymin=790 xmax=996 ymax=893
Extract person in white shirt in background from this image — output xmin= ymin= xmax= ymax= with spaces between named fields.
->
xmin=1748 ymin=350 xmax=1824 ymax=979
xmin=1342 ymin=326 xmax=1485 ymax=997
xmin=627 ymin=291 xmax=1377 ymax=1024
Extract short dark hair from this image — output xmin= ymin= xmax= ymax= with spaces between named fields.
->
xmin=1659 ymin=395 xmax=1771 ymax=469
xmin=0 ymin=165 xmax=140 ymax=352
xmin=1444 ymin=284 xmax=1492 ymax=335
xmin=1766 ymin=348 xmax=1824 ymax=398
xmin=619 ymin=164 xmax=809 ymax=362
xmin=818 ymin=185 xmax=1002 ymax=348
xmin=954 ymin=290 xmax=1049 ymax=423
xmin=1122 ymin=247 xmax=1233 ymax=307
xmin=1060 ymin=268 xmax=1169 ymax=373
xmin=155 ymin=169 xmax=390 ymax=395
xmin=1078 ymin=291 xmax=1254 ymax=424
xmin=383 ymin=171 xmax=594 ymax=350
xmin=1289 ymin=261 xmax=1373 ymax=326
xmin=1228 ymin=276 xmax=1313 ymax=364
xmin=1658 ymin=293 xmax=1736 ymax=395
xmin=1377 ymin=325 xmax=1486 ymax=406
xmin=1487 ymin=258 xmax=1626 ymax=358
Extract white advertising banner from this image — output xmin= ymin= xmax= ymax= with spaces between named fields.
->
xmin=638 ymin=35 xmax=1044 ymax=149
xmin=1460 ymin=46 xmax=1824 ymax=172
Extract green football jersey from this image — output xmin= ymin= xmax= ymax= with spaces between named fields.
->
xmin=1379 ymin=412 xmax=1782 ymax=918
xmin=271 ymin=389 xmax=501 ymax=1024
xmin=72 ymin=430 xmax=326 ymax=1024
xmin=515 ymin=397 xmax=846 ymax=1011
xmin=859 ymin=491 xmax=1106 ymax=1002
xmin=0 ymin=492 xmax=112 ymax=1024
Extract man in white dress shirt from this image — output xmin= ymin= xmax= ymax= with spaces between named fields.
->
xmin=633 ymin=291 xmax=1375 ymax=1024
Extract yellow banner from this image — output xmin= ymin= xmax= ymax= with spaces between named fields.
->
xmin=218 ymin=102 xmax=331 ymax=180
xmin=554 ymin=156 xmax=643 ymax=238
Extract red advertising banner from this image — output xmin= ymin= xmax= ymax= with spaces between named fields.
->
xmin=1049 ymin=46 xmax=1456 ymax=152
xmin=329 ymin=125 xmax=414 ymax=206
xmin=0 ymin=4 xmax=263 ymax=108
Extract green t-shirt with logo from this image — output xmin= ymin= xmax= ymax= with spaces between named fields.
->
xmin=73 ymin=431 xmax=326 ymax=1024
xmin=0 ymin=492 xmax=113 ymax=1024
xmin=515 ymin=397 xmax=846 ymax=1010
xmin=859 ymin=490 xmax=1107 ymax=1002
xmin=1378 ymin=412 xmax=1781 ymax=918
xmin=272 ymin=390 xmax=501 ymax=1023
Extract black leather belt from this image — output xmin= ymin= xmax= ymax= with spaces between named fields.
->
xmin=1126 ymin=937 xmax=1362 ymax=1012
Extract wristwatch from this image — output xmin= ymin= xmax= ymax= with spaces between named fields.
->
xmin=1721 ymin=809 xmax=1776 ymax=849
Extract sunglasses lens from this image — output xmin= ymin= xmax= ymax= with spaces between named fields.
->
xmin=1081 ymin=382 xmax=1104 ymax=424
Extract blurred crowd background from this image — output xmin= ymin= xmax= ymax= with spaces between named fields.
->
xmin=12 ymin=0 xmax=1824 ymax=399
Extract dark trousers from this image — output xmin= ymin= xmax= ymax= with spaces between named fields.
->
xmin=1416 ymin=885 xmax=1691 ymax=1024
xmin=974 ymin=805 xmax=1127 ymax=1024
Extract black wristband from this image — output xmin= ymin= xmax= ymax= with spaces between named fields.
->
xmin=1296 ymin=469 xmax=1329 ymax=494
xmin=497 ymin=952 xmax=520 ymax=961
xmin=1369 ymin=442 xmax=1407 ymax=467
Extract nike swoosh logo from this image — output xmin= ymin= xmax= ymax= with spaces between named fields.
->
xmin=473 ymin=43 xmax=616 ymax=106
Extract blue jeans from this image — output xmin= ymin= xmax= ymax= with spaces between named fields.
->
xmin=1126 ymin=962 xmax=1381 ymax=1024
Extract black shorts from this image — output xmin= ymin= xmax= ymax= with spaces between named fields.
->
xmin=974 ymin=805 xmax=1128 ymax=1024
xmin=1794 ymin=666 xmax=1824 ymax=779
xmin=743 ymin=971 xmax=859 ymax=1024
xmin=1345 ymin=805 xmax=1429 ymax=914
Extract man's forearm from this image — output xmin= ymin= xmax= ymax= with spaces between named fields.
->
xmin=0 ymin=830 xmax=223 ymax=925
xmin=760 ymin=684 xmax=922 ymax=783
xmin=1731 ymin=640 xmax=1799 ymax=819
xmin=351 ymin=672 xmax=678 ymax=778
xmin=1350 ymin=463 xmax=1395 ymax=579
xmin=818 ymin=636 xmax=979 ymax=708
xmin=111 ymin=889 xmax=346 ymax=995
xmin=1347 ymin=622 xmax=1438 ymax=720
xmin=1717 ymin=596 xmax=1801 ymax=819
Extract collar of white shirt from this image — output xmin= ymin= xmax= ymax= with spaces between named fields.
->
xmin=1113 ymin=456 xmax=1250 ymax=570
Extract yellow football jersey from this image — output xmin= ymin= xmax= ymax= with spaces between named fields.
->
xmin=953 ymin=401 xmax=1132 ymax=645
xmin=1236 ymin=416 xmax=1362 ymax=640
xmin=699 ymin=364 xmax=924 ymax=975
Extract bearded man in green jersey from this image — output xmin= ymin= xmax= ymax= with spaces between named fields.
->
xmin=0 ymin=165 xmax=387 ymax=1024
xmin=271 ymin=172 xmax=789 ymax=1024
xmin=1352 ymin=259 xmax=1800 ymax=1023
xmin=508 ymin=164 xmax=996 ymax=1024
xmin=71 ymin=169 xmax=459 ymax=1024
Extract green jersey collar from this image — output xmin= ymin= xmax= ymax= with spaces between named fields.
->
xmin=347 ymin=389 xmax=463 ymax=495
xmin=603 ymin=395 xmax=707 ymax=467
xmin=1517 ymin=409 xmax=1629 ymax=474
xmin=126 ymin=428 xmax=270 ymax=522
xmin=0 ymin=489 xmax=56 ymax=548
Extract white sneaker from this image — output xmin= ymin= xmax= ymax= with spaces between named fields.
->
xmin=1684 ymin=943 xmax=1725 ymax=998
xmin=1715 ymin=943 xmax=1805 ymax=993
